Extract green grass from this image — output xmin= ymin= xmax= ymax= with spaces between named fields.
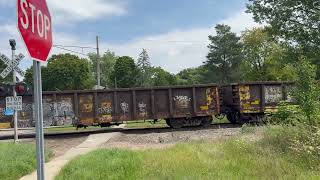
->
xmin=44 ymin=126 xmax=108 ymax=133
xmin=56 ymin=137 xmax=320 ymax=180
xmin=125 ymin=120 xmax=168 ymax=129
xmin=0 ymin=142 xmax=52 ymax=180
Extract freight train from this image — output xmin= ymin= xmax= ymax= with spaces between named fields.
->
xmin=0 ymin=82 xmax=294 ymax=129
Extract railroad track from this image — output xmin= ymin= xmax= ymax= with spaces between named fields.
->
xmin=0 ymin=123 xmax=242 ymax=141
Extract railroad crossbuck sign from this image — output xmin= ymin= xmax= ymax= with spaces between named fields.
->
xmin=17 ymin=0 xmax=52 ymax=62
xmin=0 ymin=53 xmax=25 ymax=79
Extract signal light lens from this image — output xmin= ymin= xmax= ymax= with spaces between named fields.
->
xmin=15 ymin=84 xmax=25 ymax=94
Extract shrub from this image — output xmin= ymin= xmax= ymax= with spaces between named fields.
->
xmin=292 ymin=59 xmax=320 ymax=125
xmin=271 ymin=102 xmax=304 ymax=125
xmin=261 ymin=125 xmax=320 ymax=170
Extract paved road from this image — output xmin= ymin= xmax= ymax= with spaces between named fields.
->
xmin=0 ymin=129 xmax=35 ymax=137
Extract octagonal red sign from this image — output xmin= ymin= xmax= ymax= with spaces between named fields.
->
xmin=17 ymin=0 xmax=52 ymax=62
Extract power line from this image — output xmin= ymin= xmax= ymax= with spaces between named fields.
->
xmin=53 ymin=46 xmax=90 ymax=56
xmin=53 ymin=44 xmax=97 ymax=50
xmin=140 ymin=40 xmax=208 ymax=44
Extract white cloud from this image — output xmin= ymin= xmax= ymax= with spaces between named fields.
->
xmin=0 ymin=9 xmax=258 ymax=75
xmin=0 ymin=0 xmax=127 ymax=25
xmin=102 ymin=10 xmax=259 ymax=73
xmin=47 ymin=0 xmax=127 ymax=25
xmin=47 ymin=9 xmax=259 ymax=73
xmin=218 ymin=10 xmax=259 ymax=33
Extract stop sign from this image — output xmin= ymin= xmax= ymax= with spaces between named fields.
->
xmin=17 ymin=0 xmax=52 ymax=62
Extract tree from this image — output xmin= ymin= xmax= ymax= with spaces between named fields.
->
xmin=205 ymin=24 xmax=243 ymax=83
xmin=89 ymin=50 xmax=117 ymax=88
xmin=176 ymin=66 xmax=206 ymax=85
xmin=293 ymin=58 xmax=320 ymax=125
xmin=241 ymin=27 xmax=296 ymax=81
xmin=24 ymin=53 xmax=94 ymax=91
xmin=111 ymin=56 xmax=138 ymax=88
xmin=137 ymin=49 xmax=152 ymax=87
xmin=247 ymin=0 xmax=320 ymax=47
xmin=247 ymin=0 xmax=320 ymax=79
xmin=150 ymin=67 xmax=177 ymax=86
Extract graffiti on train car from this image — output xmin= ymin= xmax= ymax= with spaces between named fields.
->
xmin=265 ymin=86 xmax=283 ymax=104
xmin=98 ymin=102 xmax=113 ymax=122
xmin=81 ymin=103 xmax=93 ymax=113
xmin=174 ymin=96 xmax=191 ymax=109
xmin=44 ymin=100 xmax=75 ymax=126
xmin=120 ymin=102 xmax=129 ymax=113
xmin=138 ymin=102 xmax=147 ymax=117
xmin=201 ymin=88 xmax=217 ymax=111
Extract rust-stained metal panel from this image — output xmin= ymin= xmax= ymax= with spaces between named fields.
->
xmin=117 ymin=91 xmax=133 ymax=121
xmin=135 ymin=90 xmax=152 ymax=120
xmin=239 ymin=85 xmax=262 ymax=113
xmin=194 ymin=87 xmax=220 ymax=115
xmin=97 ymin=92 xmax=114 ymax=123
xmin=172 ymin=88 xmax=193 ymax=117
xmin=154 ymin=89 xmax=169 ymax=119
xmin=78 ymin=93 xmax=94 ymax=126
xmin=224 ymin=82 xmax=295 ymax=114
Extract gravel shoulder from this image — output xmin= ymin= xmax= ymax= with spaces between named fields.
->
xmin=101 ymin=126 xmax=250 ymax=150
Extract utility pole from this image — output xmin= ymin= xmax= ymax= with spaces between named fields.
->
xmin=96 ymin=36 xmax=101 ymax=88
xmin=9 ymin=39 xmax=18 ymax=143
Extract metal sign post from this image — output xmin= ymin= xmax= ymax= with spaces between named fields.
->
xmin=17 ymin=0 xmax=53 ymax=178
xmin=10 ymin=40 xmax=19 ymax=142
xmin=33 ymin=61 xmax=45 ymax=180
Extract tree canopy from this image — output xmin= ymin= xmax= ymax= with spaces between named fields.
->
xmin=241 ymin=27 xmax=296 ymax=81
xmin=137 ymin=49 xmax=152 ymax=87
xmin=150 ymin=67 xmax=177 ymax=86
xmin=111 ymin=56 xmax=138 ymax=88
xmin=247 ymin=0 xmax=320 ymax=47
xmin=89 ymin=50 xmax=117 ymax=88
xmin=24 ymin=53 xmax=94 ymax=91
xmin=205 ymin=24 xmax=243 ymax=83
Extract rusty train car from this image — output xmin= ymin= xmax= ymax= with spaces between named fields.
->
xmin=0 ymin=84 xmax=220 ymax=129
xmin=220 ymin=82 xmax=294 ymax=124
xmin=48 ymin=85 xmax=220 ymax=129
xmin=0 ymin=82 xmax=294 ymax=129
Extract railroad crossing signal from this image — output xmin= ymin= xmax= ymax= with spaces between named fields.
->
xmin=0 ymin=53 xmax=25 ymax=79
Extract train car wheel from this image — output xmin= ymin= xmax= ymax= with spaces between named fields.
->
xmin=169 ymin=119 xmax=184 ymax=129
xmin=165 ymin=119 xmax=172 ymax=127
xmin=201 ymin=117 xmax=213 ymax=127
xmin=227 ymin=112 xmax=239 ymax=124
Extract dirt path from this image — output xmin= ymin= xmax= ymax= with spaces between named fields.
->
xmin=22 ymin=136 xmax=87 ymax=157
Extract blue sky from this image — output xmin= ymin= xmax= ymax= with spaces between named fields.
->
xmin=0 ymin=0 xmax=258 ymax=74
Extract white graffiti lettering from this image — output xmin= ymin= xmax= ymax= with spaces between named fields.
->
xmin=138 ymin=102 xmax=147 ymax=113
xmin=120 ymin=102 xmax=129 ymax=113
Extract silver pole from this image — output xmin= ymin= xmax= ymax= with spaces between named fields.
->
xmin=96 ymin=36 xmax=101 ymax=87
xmin=12 ymin=48 xmax=18 ymax=142
xmin=33 ymin=61 xmax=45 ymax=180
